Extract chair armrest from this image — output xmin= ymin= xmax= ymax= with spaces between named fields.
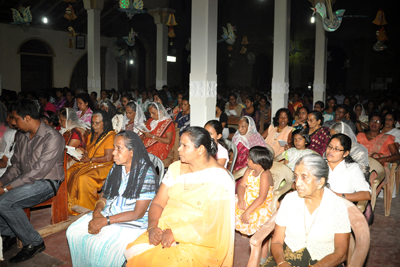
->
xmin=274 ymin=153 xmax=284 ymax=162
xmin=270 ymin=182 xmax=293 ymax=214
xmin=227 ymin=116 xmax=240 ymax=125
xmin=247 ymin=214 xmax=277 ymax=267
xmin=356 ymin=200 xmax=367 ymax=213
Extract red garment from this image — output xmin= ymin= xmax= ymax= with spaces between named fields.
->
xmin=144 ymin=118 xmax=175 ymax=160
xmin=45 ymin=102 xmax=57 ymax=113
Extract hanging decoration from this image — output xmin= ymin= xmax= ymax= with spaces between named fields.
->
xmin=68 ymin=39 xmax=74 ymax=48
xmin=221 ymin=23 xmax=236 ymax=45
xmin=166 ymin=13 xmax=178 ymax=46
xmin=373 ymin=27 xmax=388 ymax=51
xmin=64 ymin=5 xmax=77 ymax=20
xmin=240 ymin=35 xmax=248 ymax=54
xmin=372 ymin=8 xmax=387 ymax=26
xmin=247 ymin=52 xmax=256 ymax=65
xmin=123 ymin=28 xmax=138 ymax=46
xmin=118 ymin=0 xmax=146 ymax=19
xmin=114 ymin=47 xmax=127 ymax=63
xmin=10 ymin=6 xmax=32 ymax=28
xmin=68 ymin=26 xmax=76 ymax=37
xmin=311 ymin=0 xmax=345 ymax=32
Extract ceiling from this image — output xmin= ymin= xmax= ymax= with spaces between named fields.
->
xmin=0 ymin=0 xmax=168 ymax=37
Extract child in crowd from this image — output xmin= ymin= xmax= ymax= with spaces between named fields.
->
xmin=282 ymin=129 xmax=316 ymax=171
xmin=41 ymin=111 xmax=60 ymax=130
xmin=235 ymin=146 xmax=274 ymax=236
xmin=204 ymin=120 xmax=229 ymax=168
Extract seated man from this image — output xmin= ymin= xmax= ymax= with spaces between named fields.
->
xmin=323 ymin=104 xmax=356 ymax=134
xmin=0 ymin=100 xmax=65 ymax=264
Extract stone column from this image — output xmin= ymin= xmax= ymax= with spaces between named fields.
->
xmin=189 ymin=0 xmax=218 ymax=127
xmin=148 ymin=8 xmax=174 ymax=90
xmin=313 ymin=14 xmax=327 ymax=103
xmin=271 ymin=0 xmax=291 ymax=119
xmin=83 ymin=0 xmax=105 ymax=96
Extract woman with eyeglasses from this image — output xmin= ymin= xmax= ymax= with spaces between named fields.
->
xmin=325 ymin=134 xmax=371 ymax=202
xmin=357 ymin=112 xmax=400 ymax=194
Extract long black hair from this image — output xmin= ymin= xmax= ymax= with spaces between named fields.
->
xmin=204 ymin=120 xmax=228 ymax=150
xmin=101 ymin=100 xmax=120 ymax=117
xmin=154 ymin=90 xmax=170 ymax=109
xmin=76 ymin=93 xmax=95 ymax=111
xmin=90 ymin=110 xmax=114 ymax=144
xmin=102 ymin=131 xmax=159 ymax=199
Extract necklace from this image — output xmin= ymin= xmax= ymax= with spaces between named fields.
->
xmin=183 ymin=162 xmax=209 ymax=190
xmin=304 ymin=202 xmax=320 ymax=245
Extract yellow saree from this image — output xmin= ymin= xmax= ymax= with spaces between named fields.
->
xmin=125 ymin=161 xmax=235 ymax=267
xmin=67 ymin=131 xmax=116 ymax=212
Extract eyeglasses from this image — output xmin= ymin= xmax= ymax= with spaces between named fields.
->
xmin=371 ymin=119 xmax=381 ymax=123
xmin=327 ymin=145 xmax=344 ymax=152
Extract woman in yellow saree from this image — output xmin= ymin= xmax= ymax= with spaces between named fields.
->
xmin=125 ymin=127 xmax=235 ymax=267
xmin=67 ymin=110 xmax=116 ymax=213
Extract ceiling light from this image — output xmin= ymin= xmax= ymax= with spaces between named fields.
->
xmin=129 ymin=59 xmax=134 ymax=65
xmin=167 ymin=56 xmax=176 ymax=62
xmin=42 ymin=17 xmax=48 ymax=24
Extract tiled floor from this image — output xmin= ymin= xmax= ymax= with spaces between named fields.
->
xmin=1 ymin=195 xmax=400 ymax=266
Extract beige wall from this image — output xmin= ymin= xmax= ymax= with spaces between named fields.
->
xmin=0 ymin=23 xmax=117 ymax=92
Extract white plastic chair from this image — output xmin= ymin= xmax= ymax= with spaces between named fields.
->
xmin=148 ymin=153 xmax=165 ymax=184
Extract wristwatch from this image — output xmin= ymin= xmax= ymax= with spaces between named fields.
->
xmin=342 ymin=193 xmax=346 ymax=199
xmin=3 ymin=187 xmax=8 ymax=193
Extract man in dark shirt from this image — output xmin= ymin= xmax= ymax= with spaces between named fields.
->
xmin=322 ymin=104 xmax=357 ymax=134
xmin=0 ymin=100 xmax=65 ymax=263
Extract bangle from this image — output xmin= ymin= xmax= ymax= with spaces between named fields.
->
xmin=96 ymin=199 xmax=106 ymax=207
xmin=106 ymin=216 xmax=110 ymax=225
xmin=152 ymin=135 xmax=155 ymax=139
xmin=147 ymin=225 xmax=157 ymax=231
xmin=342 ymin=193 xmax=346 ymax=199
xmin=229 ymin=161 xmax=233 ymax=164
xmin=278 ymin=261 xmax=287 ymax=266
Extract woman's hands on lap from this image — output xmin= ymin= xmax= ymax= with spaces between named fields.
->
xmin=238 ymin=199 xmax=246 ymax=211
xmin=148 ymin=227 xmax=163 ymax=246
xmin=161 ymin=229 xmax=176 ymax=248
xmin=88 ymin=216 xmax=107 ymax=235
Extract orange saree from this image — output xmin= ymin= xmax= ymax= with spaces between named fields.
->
xmin=67 ymin=131 xmax=116 ymax=212
xmin=144 ymin=118 xmax=175 ymax=160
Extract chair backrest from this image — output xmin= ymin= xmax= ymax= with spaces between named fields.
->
xmin=148 ymin=153 xmax=165 ymax=184
xmin=368 ymin=157 xmax=385 ymax=211
xmin=225 ymin=139 xmax=238 ymax=173
xmin=269 ymin=161 xmax=294 ymax=213
xmin=265 ymin=142 xmax=275 ymax=158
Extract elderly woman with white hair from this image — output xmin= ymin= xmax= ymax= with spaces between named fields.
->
xmin=329 ymin=122 xmax=370 ymax=178
xmin=263 ymin=154 xmax=351 ymax=267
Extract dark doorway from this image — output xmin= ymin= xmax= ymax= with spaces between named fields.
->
xmin=19 ymin=39 xmax=53 ymax=92
xmin=70 ymin=54 xmax=88 ymax=91
xmin=327 ymin=46 xmax=347 ymax=93
xmin=181 ymin=48 xmax=190 ymax=89
xmin=252 ymin=54 xmax=272 ymax=90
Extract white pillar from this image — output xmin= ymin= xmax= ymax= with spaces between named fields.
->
xmin=189 ymin=0 xmax=218 ymax=127
xmin=313 ymin=14 xmax=327 ymax=103
xmin=83 ymin=0 xmax=104 ymax=96
xmin=149 ymin=8 xmax=174 ymax=90
xmin=271 ymin=0 xmax=291 ymax=118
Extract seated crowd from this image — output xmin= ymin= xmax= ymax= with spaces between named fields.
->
xmin=1 ymin=85 xmax=399 ymax=266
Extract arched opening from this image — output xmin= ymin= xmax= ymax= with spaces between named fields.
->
xmin=18 ymin=39 xmax=54 ymax=92
xmin=327 ymin=45 xmax=348 ymax=93
xmin=252 ymin=54 xmax=272 ymax=90
xmin=70 ymin=54 xmax=88 ymax=90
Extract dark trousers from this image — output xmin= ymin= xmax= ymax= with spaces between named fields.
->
xmin=0 ymin=179 xmax=59 ymax=246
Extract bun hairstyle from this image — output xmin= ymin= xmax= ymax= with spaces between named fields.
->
xmin=205 ymin=120 xmax=228 ymax=150
xmin=309 ymin=110 xmax=324 ymax=125
xmin=295 ymin=154 xmax=329 ymax=187
xmin=292 ymin=128 xmax=310 ymax=145
xmin=329 ymin=133 xmax=355 ymax=164
xmin=182 ymin=126 xmax=218 ymax=158
xmin=249 ymin=146 xmax=273 ymax=171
